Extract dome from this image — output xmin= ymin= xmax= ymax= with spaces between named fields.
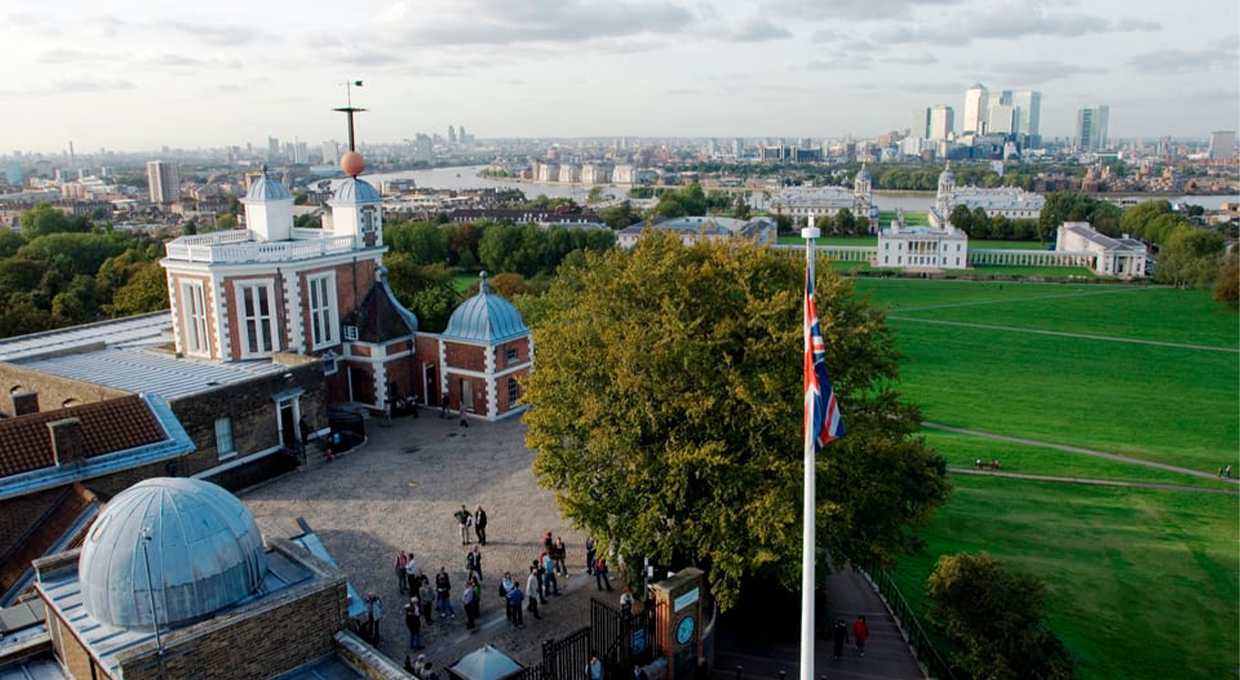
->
xmin=856 ymin=166 xmax=871 ymax=180
xmin=442 ymin=272 xmax=530 ymax=344
xmin=940 ymin=161 xmax=954 ymax=180
xmin=332 ymin=177 xmax=382 ymax=204
xmin=244 ymin=171 xmax=292 ymax=202
xmin=79 ymin=478 xmax=268 ymax=630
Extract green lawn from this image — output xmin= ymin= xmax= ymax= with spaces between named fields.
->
xmin=924 ymin=430 xmax=1237 ymax=490
xmin=968 ymin=264 xmax=1097 ymax=278
xmin=890 ymin=476 xmax=1239 ymax=680
xmin=969 ymin=240 xmax=1052 ymax=250
xmin=877 ymin=210 xmax=930 ymax=226
xmin=452 ymin=275 xmax=476 ymax=293
xmin=776 ymin=235 xmax=877 ymax=246
xmin=855 ymin=278 xmax=1119 ymax=310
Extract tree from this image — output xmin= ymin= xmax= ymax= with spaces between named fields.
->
xmin=387 ymin=221 xmax=450 ymax=266
xmin=110 ymin=262 xmax=170 ymax=316
xmin=949 ymin=204 xmax=972 ymax=234
xmin=1119 ymin=200 xmax=1172 ymax=240
xmin=600 ymin=201 xmax=641 ymax=231
xmin=834 ymin=209 xmax=856 ymax=236
xmin=587 ymin=186 xmax=605 ymax=204
xmin=1213 ymin=251 xmax=1239 ymax=304
xmin=928 ymin=553 xmax=1074 ymax=680
xmin=18 ymin=232 xmax=130 ymax=277
xmin=384 ymin=257 xmax=460 ymax=332
xmin=20 ymin=203 xmax=84 ymax=238
xmin=732 ymin=194 xmax=751 ymax=220
xmin=972 ymin=207 xmax=992 ymax=238
xmin=449 ymin=222 xmax=482 ymax=268
xmin=182 ymin=219 xmax=198 ymax=236
xmin=1155 ymin=226 xmax=1225 ymax=288
xmin=0 ymin=231 xmax=26 ymax=259
xmin=522 ymin=233 xmax=949 ymax=609
xmin=216 ymin=213 xmax=237 ymax=230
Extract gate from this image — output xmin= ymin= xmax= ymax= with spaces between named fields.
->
xmin=590 ymin=598 xmax=655 ymax=676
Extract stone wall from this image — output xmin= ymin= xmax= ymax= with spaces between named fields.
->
xmin=0 ymin=363 xmax=129 ymax=417
xmin=0 ymin=488 xmax=63 ymax=562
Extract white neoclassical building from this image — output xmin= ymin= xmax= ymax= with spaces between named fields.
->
xmin=1055 ymin=222 xmax=1148 ymax=278
xmin=877 ymin=217 xmax=970 ymax=270
xmin=929 ymin=162 xmax=1045 ymax=227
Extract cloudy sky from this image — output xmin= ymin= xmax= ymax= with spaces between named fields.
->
xmin=2 ymin=0 xmax=1236 ymax=152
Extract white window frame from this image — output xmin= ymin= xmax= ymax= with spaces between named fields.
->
xmin=306 ymin=272 xmax=339 ymax=351
xmin=322 ymin=350 xmax=339 ymax=376
xmin=234 ymin=280 xmax=278 ymax=359
xmin=343 ymin=325 xmax=359 ymax=342
xmin=507 ymin=377 xmax=519 ymax=405
xmin=181 ymin=280 xmax=210 ymax=357
xmin=506 ymin=347 xmax=519 ymax=363
xmin=215 ymin=417 xmax=236 ymax=460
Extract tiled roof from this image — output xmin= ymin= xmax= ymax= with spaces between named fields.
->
xmin=0 ymin=483 xmax=98 ymax=603
xmin=343 ymin=279 xmax=418 ymax=343
xmin=0 ymin=396 xmax=165 ymax=478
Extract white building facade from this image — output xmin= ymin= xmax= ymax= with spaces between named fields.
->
xmin=1055 ymin=222 xmax=1148 ymax=278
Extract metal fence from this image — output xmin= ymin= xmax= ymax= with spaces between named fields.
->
xmin=862 ymin=566 xmax=958 ymax=680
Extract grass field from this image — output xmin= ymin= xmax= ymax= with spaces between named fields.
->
xmin=890 ymin=476 xmax=1239 ymax=680
xmin=776 ymin=235 xmax=877 ymax=245
xmin=970 ymin=264 xmax=1098 ymax=278
xmin=877 ymin=210 xmax=930 ymax=226
xmin=848 ymin=277 xmax=1239 ymax=679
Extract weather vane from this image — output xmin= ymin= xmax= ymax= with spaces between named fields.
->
xmin=333 ymin=79 xmax=366 ymax=152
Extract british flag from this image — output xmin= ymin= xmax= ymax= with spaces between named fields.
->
xmin=804 ymin=270 xmax=844 ymax=448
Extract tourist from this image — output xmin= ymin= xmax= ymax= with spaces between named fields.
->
xmin=454 ymin=505 xmax=472 ymax=545
xmin=542 ymin=551 xmax=559 ymax=596
xmin=594 ymin=557 xmax=612 ymax=591
xmin=439 ymin=392 xmax=449 ymax=419
xmin=405 ymin=552 xmax=419 ymax=593
xmin=1219 ymin=466 xmax=1225 ymax=478
xmin=533 ymin=559 xmax=548 ymax=604
xmin=585 ymin=536 xmax=596 ymax=575
xmin=553 ymin=536 xmax=568 ymax=576
xmin=619 ymin=588 xmax=633 ymax=619
xmin=467 ymin=545 xmax=483 ymax=582
xmin=526 ymin=566 xmax=542 ymax=620
xmin=383 ymin=398 xmax=392 ymax=427
xmin=500 ymin=571 xmax=514 ymax=598
xmin=506 ymin=583 xmax=525 ymax=627
xmin=474 ymin=504 xmax=489 ymax=545
xmin=462 ymin=578 xmax=478 ymax=629
xmin=542 ymin=530 xmax=554 ymax=555
xmin=365 ymin=591 xmax=382 ymax=643
xmin=412 ymin=654 xmax=427 ymax=678
xmin=459 ymin=402 xmax=469 ymax=427
xmin=1227 ymin=465 xmax=1233 ymax=479
xmin=418 ymin=574 xmax=435 ymax=625
xmin=435 ymin=567 xmax=456 ymax=619
xmin=853 ymin=615 xmax=869 ymax=657
xmin=832 ymin=618 xmax=849 ymax=658
xmin=405 ymin=598 xmax=423 ymax=650
xmin=395 ymin=550 xmax=409 ymax=593
xmin=587 ymin=654 xmax=603 ymax=680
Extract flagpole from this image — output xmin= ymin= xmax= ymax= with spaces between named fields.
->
xmin=801 ymin=212 xmax=820 ymax=680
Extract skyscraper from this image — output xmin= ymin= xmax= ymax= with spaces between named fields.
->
xmin=413 ymin=134 xmax=433 ymax=163
xmin=267 ymin=136 xmax=280 ymax=161
xmin=963 ymin=84 xmax=988 ymax=134
xmin=1208 ymin=131 xmax=1237 ymax=160
xmin=988 ymin=103 xmax=1016 ymax=135
xmin=448 ymin=125 xmax=457 ymax=145
xmin=1013 ymin=91 xmax=1041 ymax=138
xmin=929 ymin=106 xmax=955 ymax=141
xmin=321 ymin=140 xmax=339 ymax=165
xmin=1076 ymin=105 xmax=1110 ymax=152
xmin=911 ymin=107 xmax=931 ymax=138
xmin=146 ymin=160 xmax=180 ymax=204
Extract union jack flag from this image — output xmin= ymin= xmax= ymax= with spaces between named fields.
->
xmin=805 ymin=270 xmax=844 ymax=448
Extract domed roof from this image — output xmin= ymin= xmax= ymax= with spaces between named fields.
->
xmin=79 ymin=478 xmax=267 ymax=630
xmin=856 ymin=165 xmax=871 ymax=180
xmin=331 ymin=177 xmax=382 ymax=204
xmin=940 ymin=161 xmax=954 ymax=180
xmin=442 ymin=272 xmax=530 ymax=345
xmin=244 ymin=170 xmax=292 ymax=202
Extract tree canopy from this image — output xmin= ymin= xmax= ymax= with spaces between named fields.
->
xmin=522 ymin=234 xmax=949 ymax=608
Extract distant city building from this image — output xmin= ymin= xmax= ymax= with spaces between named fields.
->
xmin=321 ymin=139 xmax=339 ymax=165
xmin=293 ymin=141 xmax=309 ymax=164
xmin=613 ymin=163 xmax=636 ymax=184
xmin=4 ymin=162 xmax=22 ymax=186
xmin=267 ymin=136 xmax=280 ymax=161
xmin=1076 ymin=105 xmax=1110 ymax=152
xmin=767 ymin=167 xmax=878 ymax=231
xmin=1208 ymin=130 xmax=1237 ymax=160
xmin=558 ymin=163 xmax=581 ymax=183
xmin=929 ymin=106 xmax=955 ymax=141
xmin=963 ymin=84 xmax=988 ymax=134
xmin=413 ymin=134 xmax=433 ymax=163
xmin=911 ymin=107 xmax=931 ymax=138
xmin=987 ymin=103 xmax=1015 ymax=135
xmin=581 ymin=163 xmax=610 ymax=185
xmin=617 ymin=215 xmax=776 ymax=249
xmin=536 ymin=161 xmax=559 ymax=182
xmin=930 ymin=163 xmax=1044 ymax=226
xmin=145 ymin=160 xmax=180 ymax=204
xmin=1056 ymin=222 xmax=1148 ymax=278
xmin=1013 ymin=91 xmax=1041 ymax=139
xmin=448 ymin=125 xmax=457 ymax=145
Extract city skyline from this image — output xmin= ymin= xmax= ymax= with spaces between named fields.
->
xmin=1 ymin=0 xmax=1237 ymax=152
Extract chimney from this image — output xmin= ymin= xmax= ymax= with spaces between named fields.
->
xmin=48 ymin=418 xmax=85 ymax=466
xmin=12 ymin=390 xmax=39 ymax=416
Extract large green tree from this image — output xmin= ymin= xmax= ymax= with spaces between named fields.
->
xmin=19 ymin=203 xmax=88 ymax=238
xmin=928 ymin=553 xmax=1074 ymax=680
xmin=523 ymin=234 xmax=949 ymax=608
xmin=1154 ymin=226 xmax=1226 ymax=288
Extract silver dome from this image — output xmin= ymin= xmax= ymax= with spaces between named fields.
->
xmin=78 ymin=478 xmax=268 ymax=630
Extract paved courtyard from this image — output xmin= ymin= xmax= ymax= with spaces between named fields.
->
xmin=243 ymin=412 xmax=607 ymax=669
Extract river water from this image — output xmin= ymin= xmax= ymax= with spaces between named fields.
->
xmin=350 ymin=165 xmax=1239 ymax=212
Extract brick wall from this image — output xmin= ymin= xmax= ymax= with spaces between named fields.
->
xmin=494 ymin=337 xmax=530 ymax=371
xmin=335 ymin=259 xmax=378 ymax=321
xmin=0 ymin=363 xmax=129 ymax=416
xmin=46 ymin=605 xmax=98 ymax=680
xmin=0 ymin=488 xmax=63 ymax=560
xmin=444 ymin=342 xmax=484 ymax=372
xmin=494 ymin=367 xmax=530 ymax=416
xmin=447 ymin=375 xmax=488 ymax=415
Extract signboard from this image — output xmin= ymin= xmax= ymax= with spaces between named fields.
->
xmin=673 ymin=587 xmax=699 ymax=613
xmin=632 ymin=627 xmax=647 ymax=654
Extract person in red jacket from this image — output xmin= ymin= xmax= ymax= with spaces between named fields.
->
xmin=853 ymin=615 xmax=869 ymax=657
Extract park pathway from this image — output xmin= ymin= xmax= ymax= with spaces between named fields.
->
xmin=714 ymin=567 xmax=926 ymax=680
xmin=948 ymin=467 xmax=1240 ymax=495
xmin=888 ymin=317 xmax=1239 ymax=353
xmin=923 ymin=422 xmax=1239 ymax=484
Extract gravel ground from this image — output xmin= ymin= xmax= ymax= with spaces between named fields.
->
xmin=243 ymin=413 xmax=615 ymax=670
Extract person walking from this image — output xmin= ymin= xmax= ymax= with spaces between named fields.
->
xmin=585 ymin=536 xmax=596 ymax=575
xmin=542 ymin=551 xmax=559 ymax=596
xmin=405 ymin=597 xmax=423 ymax=650
xmin=587 ymin=654 xmax=603 ymax=680
xmin=853 ymin=615 xmax=869 ymax=657
xmin=365 ymin=591 xmax=383 ymax=643
xmin=542 ymin=531 xmax=554 ymax=555
xmin=440 ymin=392 xmax=450 ymax=418
xmin=594 ymin=557 xmax=612 ymax=591
xmin=553 ymin=536 xmax=568 ymax=577
xmin=506 ymin=584 xmax=525 ymax=627
xmin=474 ymin=505 xmax=488 ymax=545
xmin=1227 ymin=464 xmax=1233 ymax=479
xmin=462 ymin=579 xmax=478 ymax=630
xmin=454 ymin=505 xmax=472 ymax=545
xmin=533 ymin=559 xmax=549 ymax=604
xmin=458 ymin=402 xmax=469 ymax=427
xmin=395 ymin=550 xmax=409 ymax=593
xmin=435 ymin=567 xmax=456 ymax=619
xmin=526 ymin=566 xmax=542 ymax=620
xmin=832 ymin=618 xmax=849 ymax=658
xmin=619 ymin=588 xmax=634 ymax=620
xmin=418 ymin=574 xmax=434 ymax=626
xmin=466 ymin=545 xmax=483 ymax=582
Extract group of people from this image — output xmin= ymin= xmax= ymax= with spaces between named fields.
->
xmin=1217 ymin=464 xmax=1233 ymax=479
xmin=495 ymin=530 xmax=576 ymax=628
xmin=383 ymin=558 xmax=467 ymax=650
xmin=831 ymin=615 xmax=870 ymax=658
xmin=454 ymin=504 xmax=489 ymax=546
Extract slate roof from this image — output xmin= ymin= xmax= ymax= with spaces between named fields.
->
xmin=343 ymin=278 xmax=418 ymax=343
xmin=0 ymin=396 xmax=164 ymax=478
xmin=0 ymin=483 xmax=98 ymax=604
xmin=441 ymin=273 xmax=529 ymax=345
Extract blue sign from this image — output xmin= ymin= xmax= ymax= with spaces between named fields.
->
xmin=676 ymin=615 xmax=696 ymax=645
xmin=632 ymin=627 xmax=647 ymax=654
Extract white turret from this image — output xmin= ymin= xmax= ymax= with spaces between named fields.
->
xmin=241 ymin=169 xmax=293 ymax=241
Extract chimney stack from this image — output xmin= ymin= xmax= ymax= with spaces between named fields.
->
xmin=12 ymin=391 xmax=39 ymax=416
xmin=48 ymin=418 xmax=85 ymax=466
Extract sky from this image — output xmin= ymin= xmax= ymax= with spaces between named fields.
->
xmin=2 ymin=0 xmax=1237 ymax=153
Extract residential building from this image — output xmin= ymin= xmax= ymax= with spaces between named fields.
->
xmin=558 ymin=164 xmax=581 ymax=183
xmin=1056 ymin=222 xmax=1147 ymax=278
xmin=145 ymin=160 xmax=180 ymax=204
xmin=581 ymin=163 xmax=610 ymax=185
xmin=1208 ymin=130 xmax=1237 ymax=160
xmin=613 ymin=164 xmax=636 ymax=184
xmin=963 ymin=84 xmax=988 ymax=134
xmin=1076 ymin=105 xmax=1110 ymax=152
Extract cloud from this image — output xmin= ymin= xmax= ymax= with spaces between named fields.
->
xmin=1128 ymin=48 xmax=1239 ymax=74
xmin=987 ymin=61 xmax=1105 ymax=84
xmin=874 ymin=1 xmax=1160 ymax=44
xmin=1114 ymin=18 xmax=1160 ymax=31
xmin=35 ymin=48 xmax=99 ymax=64
xmin=375 ymin=0 xmax=695 ymax=46
xmin=137 ymin=52 xmax=202 ymax=67
xmin=0 ymin=78 xmax=136 ymax=98
xmin=166 ymin=21 xmax=265 ymax=46
xmin=766 ymin=0 xmax=964 ymax=21
xmin=665 ymin=87 xmax=699 ymax=95
xmin=724 ymin=16 xmax=792 ymax=42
